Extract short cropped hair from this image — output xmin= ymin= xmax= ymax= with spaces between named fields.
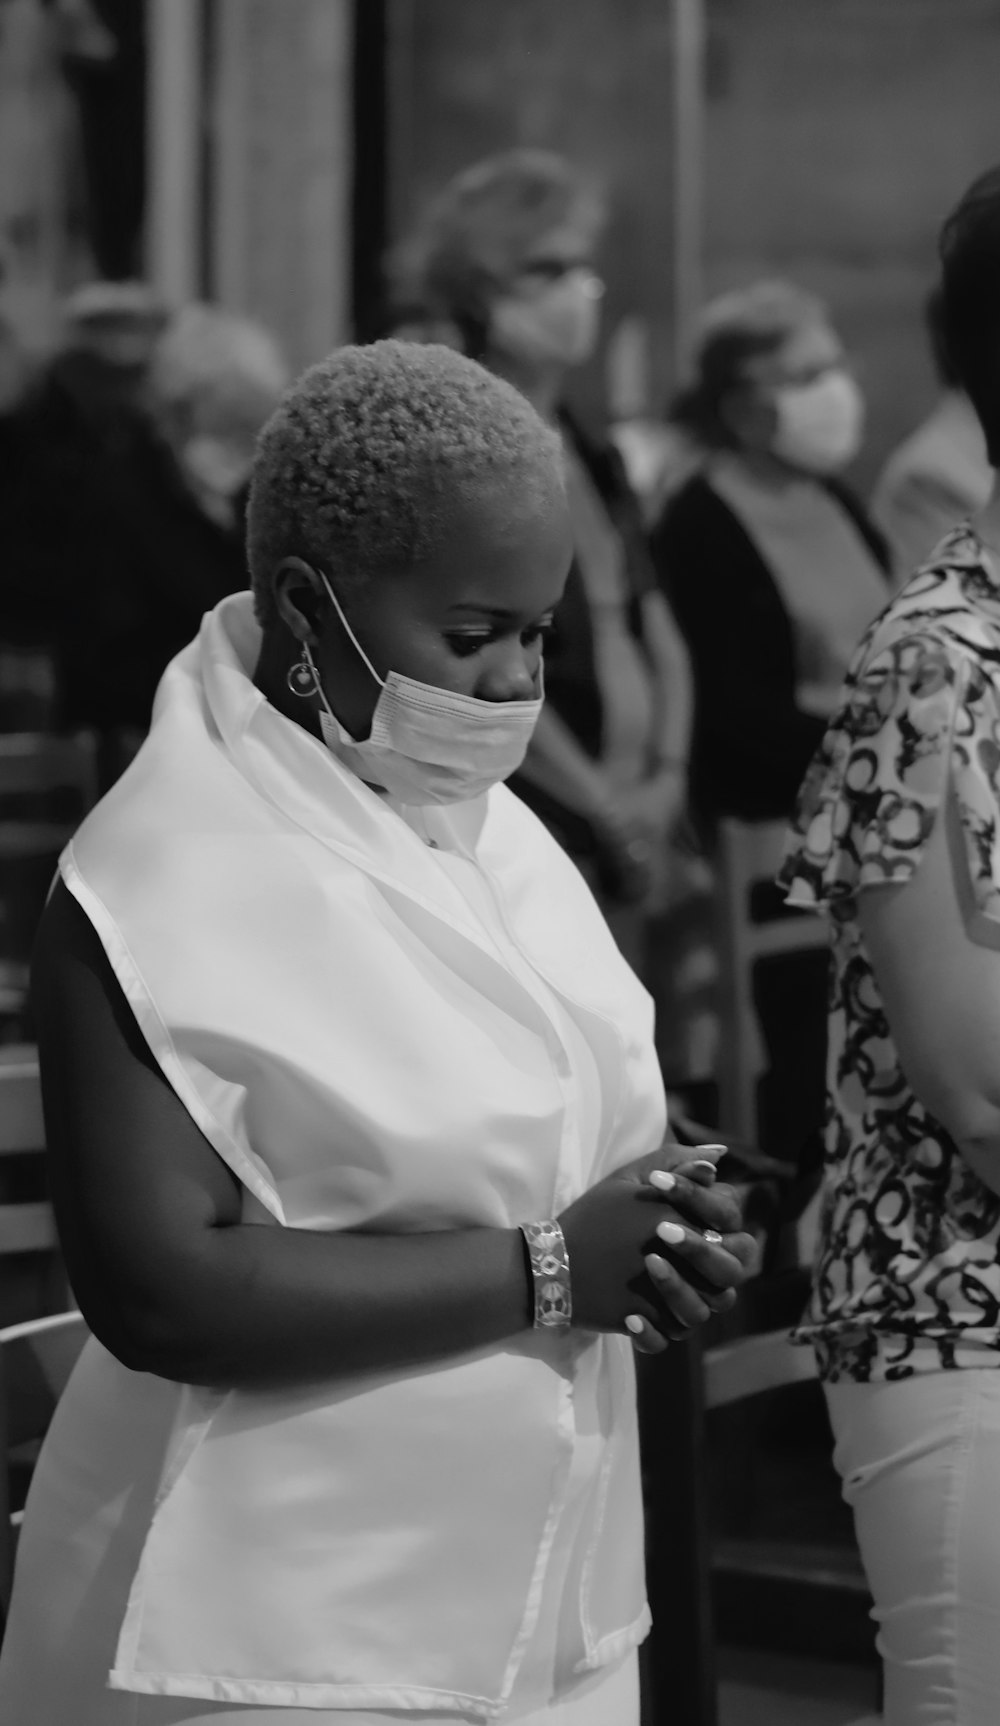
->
xmin=670 ymin=279 xmax=828 ymax=449
xmin=147 ymin=303 xmax=289 ymax=442
xmin=247 ymin=339 xmax=565 ymax=626
xmin=939 ymin=166 xmax=1000 ymax=465
xmin=389 ymin=148 xmax=605 ymax=346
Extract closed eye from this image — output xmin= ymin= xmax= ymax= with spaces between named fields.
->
xmin=444 ymin=620 xmax=555 ymax=658
xmin=444 ymin=632 xmax=494 ymax=659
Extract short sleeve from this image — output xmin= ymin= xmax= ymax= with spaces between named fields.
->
xmin=779 ymin=629 xmax=1000 ymax=927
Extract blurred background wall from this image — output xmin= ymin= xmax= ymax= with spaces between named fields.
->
xmin=2 ymin=0 xmax=1000 ymax=493
xmin=383 ymin=0 xmax=1000 ymax=495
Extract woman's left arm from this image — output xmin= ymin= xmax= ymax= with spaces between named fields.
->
xmin=641 ymin=587 xmax=694 ymax=775
xmin=857 ymin=790 xmax=1000 ymax=1195
xmin=621 ymin=590 xmax=693 ymax=847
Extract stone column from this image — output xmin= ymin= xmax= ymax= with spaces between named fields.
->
xmin=209 ymin=0 xmax=352 ymax=370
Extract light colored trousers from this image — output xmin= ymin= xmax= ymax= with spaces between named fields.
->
xmin=826 ymin=1368 xmax=1000 ymax=1725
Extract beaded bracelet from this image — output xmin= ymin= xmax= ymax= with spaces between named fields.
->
xmin=520 ymin=1220 xmax=572 ymax=1330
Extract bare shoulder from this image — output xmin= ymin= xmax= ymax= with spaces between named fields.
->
xmin=30 ymin=877 xmax=243 ymax=1363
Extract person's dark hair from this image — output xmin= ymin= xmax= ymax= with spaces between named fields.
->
xmin=669 ymin=279 xmax=827 ymax=449
xmin=924 ymin=286 xmax=960 ymax=391
xmin=247 ymin=339 xmax=565 ymax=627
xmin=939 ymin=166 xmax=1000 ymax=463
xmin=387 ymin=148 xmax=605 ymax=359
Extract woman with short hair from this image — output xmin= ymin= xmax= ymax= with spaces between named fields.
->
xmin=0 ymin=339 xmax=754 ymax=1725
xmin=652 ymin=278 xmax=890 ymax=824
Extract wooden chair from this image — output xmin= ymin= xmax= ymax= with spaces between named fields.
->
xmin=0 ymin=1051 xmax=55 ymax=1261
xmin=0 ymin=1309 xmax=89 ymax=1617
xmin=0 ymin=732 xmax=99 ymax=1037
xmin=704 ymin=1316 xmax=819 ymax=1410
xmin=0 ymin=730 xmax=98 ymax=828
xmin=0 ymin=1050 xmax=69 ymax=1320
xmin=714 ymin=817 xmax=829 ymax=1144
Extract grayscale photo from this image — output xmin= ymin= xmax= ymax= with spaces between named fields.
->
xmin=0 ymin=6 xmax=997 ymax=1724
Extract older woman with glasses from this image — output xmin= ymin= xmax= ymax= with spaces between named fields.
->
xmin=391 ymin=149 xmax=694 ymax=967
xmin=651 ymin=279 xmax=890 ymax=827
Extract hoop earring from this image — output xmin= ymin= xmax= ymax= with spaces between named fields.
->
xmin=287 ymin=646 xmax=319 ymax=698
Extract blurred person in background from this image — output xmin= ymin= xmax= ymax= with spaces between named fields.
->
xmin=779 ymin=165 xmax=1000 ymax=1726
xmin=0 ymin=280 xmax=165 ymax=733
xmin=0 ymin=304 xmax=63 ymax=721
xmin=146 ymin=301 xmax=289 ymax=539
xmin=651 ymin=279 xmax=891 ymax=825
xmin=44 ymin=278 xmax=168 ymax=443
xmin=390 ymin=148 xmax=693 ymax=967
xmin=650 ymin=282 xmax=891 ymax=1168
xmin=873 ymin=285 xmax=992 ymax=581
xmin=51 ymin=298 xmax=287 ymax=765
xmin=11 ymin=279 xmax=168 ymax=748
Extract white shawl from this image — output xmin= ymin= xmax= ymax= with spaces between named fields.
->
xmin=62 ymin=593 xmax=667 ymax=1715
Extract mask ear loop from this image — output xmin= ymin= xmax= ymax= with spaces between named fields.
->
xmin=318 ymin=572 xmax=386 ymax=690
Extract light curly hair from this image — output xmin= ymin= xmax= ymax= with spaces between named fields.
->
xmin=247 ymin=339 xmax=565 ymax=625
xmin=389 ymin=148 xmax=605 ymax=346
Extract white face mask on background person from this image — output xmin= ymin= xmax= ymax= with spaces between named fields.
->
xmin=302 ymin=574 xmax=545 ymax=806
xmin=769 ymin=368 xmax=864 ymax=475
xmin=489 ymin=268 xmax=603 ymax=371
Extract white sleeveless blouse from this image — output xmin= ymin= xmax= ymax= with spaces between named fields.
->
xmin=0 ymin=594 xmax=666 ymax=1721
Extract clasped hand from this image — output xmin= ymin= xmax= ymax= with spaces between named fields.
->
xmin=558 ymin=1142 xmax=757 ymax=1355
xmin=592 ymin=769 xmax=688 ymax=907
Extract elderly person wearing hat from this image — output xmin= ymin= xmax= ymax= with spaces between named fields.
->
xmin=0 ymin=340 xmax=754 ymax=1726
xmin=46 ymin=297 xmax=288 ymax=756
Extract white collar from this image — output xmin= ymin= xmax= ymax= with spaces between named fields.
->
xmin=194 ymin=592 xmax=491 ymax=908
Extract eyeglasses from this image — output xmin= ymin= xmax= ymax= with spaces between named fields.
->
xmin=514 ymin=259 xmax=605 ymax=299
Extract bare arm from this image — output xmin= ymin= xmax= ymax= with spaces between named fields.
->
xmin=639 ymin=589 xmax=693 ymax=769
xmin=857 ymin=791 xmax=1000 ymax=1194
xmin=33 ymin=882 xmax=535 ymax=1390
xmin=517 ymin=703 xmax=616 ymax=824
xmin=34 ymin=883 xmax=751 ymax=1390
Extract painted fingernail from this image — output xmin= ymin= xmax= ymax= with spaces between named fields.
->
xmin=686 ymin=1161 xmax=718 ymax=1180
xmin=625 ymin=1314 xmax=644 ymax=1335
xmin=649 ymin=1170 xmax=676 ymax=1192
xmin=657 ymin=1221 xmax=686 ymax=1245
xmin=693 ymin=1144 xmax=727 ymax=1158
xmin=644 ymin=1253 xmax=667 ymax=1275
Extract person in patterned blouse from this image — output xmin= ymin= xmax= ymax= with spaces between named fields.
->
xmin=779 ymin=166 xmax=1000 ymax=1726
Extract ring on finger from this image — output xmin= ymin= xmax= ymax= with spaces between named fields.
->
xmin=702 ymin=1228 xmax=724 ymax=1244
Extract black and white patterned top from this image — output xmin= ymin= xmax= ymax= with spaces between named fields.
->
xmin=779 ymin=525 xmax=1000 ymax=1382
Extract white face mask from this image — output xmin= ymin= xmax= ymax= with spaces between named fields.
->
xmin=770 ymin=369 xmax=864 ymax=475
xmin=489 ymin=269 xmax=603 ymax=370
xmin=304 ymin=575 xmax=544 ymax=806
